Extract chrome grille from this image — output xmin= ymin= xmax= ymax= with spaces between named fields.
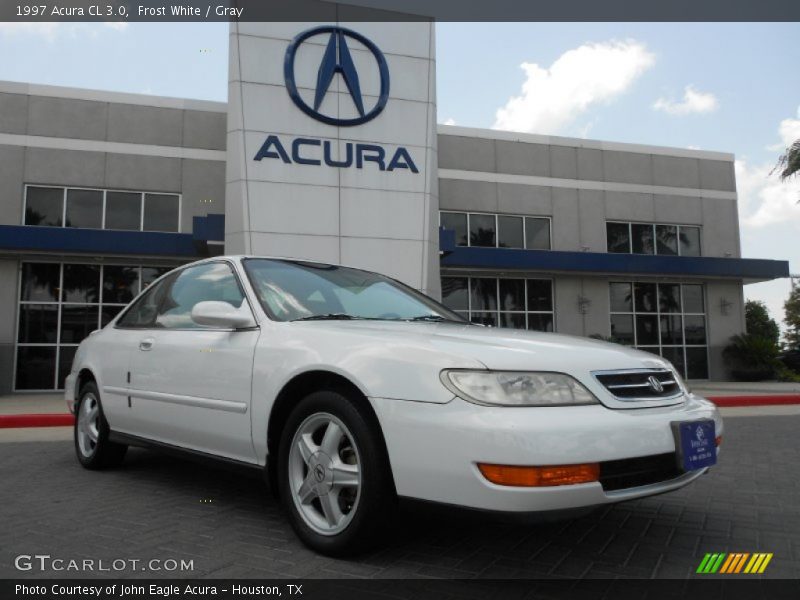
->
xmin=594 ymin=369 xmax=681 ymax=401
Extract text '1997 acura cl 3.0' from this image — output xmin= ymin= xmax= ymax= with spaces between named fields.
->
xmin=65 ymin=256 xmax=722 ymax=555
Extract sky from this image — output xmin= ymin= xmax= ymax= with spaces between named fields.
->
xmin=0 ymin=21 xmax=797 ymax=334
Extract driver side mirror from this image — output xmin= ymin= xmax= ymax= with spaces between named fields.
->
xmin=190 ymin=301 xmax=256 ymax=329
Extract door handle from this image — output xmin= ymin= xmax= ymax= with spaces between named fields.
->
xmin=139 ymin=337 xmax=155 ymax=351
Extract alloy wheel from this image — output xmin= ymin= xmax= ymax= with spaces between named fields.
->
xmin=77 ymin=393 xmax=100 ymax=458
xmin=288 ymin=412 xmax=362 ymax=535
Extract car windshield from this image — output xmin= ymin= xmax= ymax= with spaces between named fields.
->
xmin=242 ymin=258 xmax=466 ymax=323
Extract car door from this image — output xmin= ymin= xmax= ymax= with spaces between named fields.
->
xmin=100 ymin=275 xmax=173 ymax=431
xmin=128 ymin=261 xmax=260 ymax=463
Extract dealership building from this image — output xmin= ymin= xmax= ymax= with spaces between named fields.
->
xmin=0 ymin=18 xmax=790 ymax=393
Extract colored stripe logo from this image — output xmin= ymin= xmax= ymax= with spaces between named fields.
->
xmin=696 ymin=553 xmax=773 ymax=574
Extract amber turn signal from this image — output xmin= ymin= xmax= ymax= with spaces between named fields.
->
xmin=477 ymin=462 xmax=600 ymax=487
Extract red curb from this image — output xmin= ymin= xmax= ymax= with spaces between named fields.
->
xmin=0 ymin=413 xmax=75 ymax=428
xmin=707 ymin=395 xmax=800 ymax=407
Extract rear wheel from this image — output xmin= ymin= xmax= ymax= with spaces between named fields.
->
xmin=277 ymin=390 xmax=395 ymax=556
xmin=74 ymin=382 xmax=127 ymax=469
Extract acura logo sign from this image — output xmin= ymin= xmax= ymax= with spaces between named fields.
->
xmin=284 ymin=26 xmax=390 ymax=126
xmin=254 ymin=26 xmax=417 ymax=173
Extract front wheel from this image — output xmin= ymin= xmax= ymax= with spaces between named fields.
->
xmin=74 ymin=382 xmax=127 ymax=469
xmin=277 ymin=390 xmax=395 ymax=556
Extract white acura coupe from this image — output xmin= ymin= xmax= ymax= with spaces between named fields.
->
xmin=65 ymin=256 xmax=722 ymax=555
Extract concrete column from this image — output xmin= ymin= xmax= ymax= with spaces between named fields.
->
xmin=0 ymin=259 xmax=19 ymax=394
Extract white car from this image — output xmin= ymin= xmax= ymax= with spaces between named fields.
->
xmin=65 ymin=256 xmax=722 ymax=555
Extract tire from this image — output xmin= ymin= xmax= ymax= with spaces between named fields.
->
xmin=74 ymin=381 xmax=127 ymax=469
xmin=277 ymin=389 xmax=395 ymax=556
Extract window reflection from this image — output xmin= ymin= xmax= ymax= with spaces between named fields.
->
xmin=607 ymin=221 xmax=701 ymax=257
xmin=442 ymin=276 xmax=554 ymax=332
xmin=16 ymin=262 xmax=177 ymax=391
xmin=609 ymin=281 xmax=708 ymax=379
xmin=24 ymin=187 xmax=63 ymax=227
xmin=469 ymin=214 xmax=496 ymax=247
xmin=439 ymin=212 xmax=552 ymax=250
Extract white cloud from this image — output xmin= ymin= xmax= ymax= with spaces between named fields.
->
xmin=0 ymin=22 xmax=63 ymax=41
xmin=577 ymin=121 xmax=595 ymax=139
xmin=653 ymin=85 xmax=718 ymax=116
xmin=493 ymin=40 xmax=655 ymax=135
xmin=103 ymin=22 xmax=129 ymax=32
xmin=737 ymin=108 xmax=800 ymax=228
xmin=0 ymin=21 xmax=127 ymax=41
xmin=737 ymin=159 xmax=800 ymax=228
xmin=777 ymin=106 xmax=800 ymax=147
xmin=441 ymin=117 xmax=456 ymax=126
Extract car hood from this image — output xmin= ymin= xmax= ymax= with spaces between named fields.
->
xmin=294 ymin=320 xmax=671 ymax=372
xmin=279 ymin=320 xmax=683 ymax=408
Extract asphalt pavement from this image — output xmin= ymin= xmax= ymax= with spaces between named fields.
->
xmin=1 ymin=414 xmax=798 ymax=580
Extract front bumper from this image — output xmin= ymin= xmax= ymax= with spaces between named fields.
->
xmin=371 ymin=393 xmax=722 ymax=512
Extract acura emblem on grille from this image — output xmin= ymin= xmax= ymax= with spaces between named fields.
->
xmin=647 ymin=375 xmax=664 ymax=393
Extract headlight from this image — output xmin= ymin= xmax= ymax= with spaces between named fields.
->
xmin=440 ymin=370 xmax=599 ymax=407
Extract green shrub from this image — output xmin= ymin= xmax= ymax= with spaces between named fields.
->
xmin=722 ymin=333 xmax=781 ymax=381
xmin=776 ymin=365 xmax=800 ymax=383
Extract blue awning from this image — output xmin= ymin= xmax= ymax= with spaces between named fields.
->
xmin=439 ymin=228 xmax=789 ymax=282
xmin=0 ymin=214 xmax=226 ymax=258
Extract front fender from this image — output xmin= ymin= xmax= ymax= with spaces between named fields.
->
xmin=250 ymin=323 xmax=484 ymax=462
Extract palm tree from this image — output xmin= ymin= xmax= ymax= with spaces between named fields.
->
xmin=774 ymin=138 xmax=800 ymax=202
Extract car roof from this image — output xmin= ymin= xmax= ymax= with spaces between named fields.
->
xmin=185 ymin=255 xmax=365 ymax=272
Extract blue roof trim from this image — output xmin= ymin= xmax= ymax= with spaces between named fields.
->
xmin=439 ymin=227 xmax=455 ymax=257
xmin=193 ymin=214 xmax=225 ymax=243
xmin=0 ymin=225 xmax=201 ymax=257
xmin=439 ymin=228 xmax=789 ymax=281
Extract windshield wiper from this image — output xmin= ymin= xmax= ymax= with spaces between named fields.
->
xmin=292 ymin=313 xmax=361 ymax=322
xmin=406 ymin=315 xmax=451 ymax=322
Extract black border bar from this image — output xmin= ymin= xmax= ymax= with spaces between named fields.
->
xmin=1 ymin=0 xmax=799 ymax=22
xmin=4 ymin=579 xmax=800 ymax=600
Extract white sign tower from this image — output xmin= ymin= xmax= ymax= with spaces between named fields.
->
xmin=225 ymin=12 xmax=440 ymax=297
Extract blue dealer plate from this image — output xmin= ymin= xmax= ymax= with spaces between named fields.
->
xmin=674 ymin=420 xmax=717 ymax=471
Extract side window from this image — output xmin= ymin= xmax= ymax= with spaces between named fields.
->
xmin=116 ymin=276 xmax=172 ymax=328
xmin=155 ymin=262 xmax=246 ymax=329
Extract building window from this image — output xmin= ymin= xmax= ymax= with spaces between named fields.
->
xmin=440 ymin=212 xmax=552 ymax=250
xmin=469 ymin=213 xmax=496 ymax=247
xmin=144 ymin=193 xmax=180 ymax=232
xmin=497 ymin=215 xmax=523 ymax=248
xmin=631 ymin=223 xmax=654 ymax=255
xmin=655 ymin=225 xmax=678 ymax=255
xmin=439 ymin=212 xmax=467 ymax=246
xmin=15 ymin=262 xmax=174 ymax=391
xmin=525 ymin=217 xmax=551 ymax=250
xmin=65 ymin=189 xmax=103 ymax=229
xmin=24 ymin=186 xmax=64 ymax=227
xmin=23 ymin=185 xmax=181 ymax=233
xmin=606 ymin=221 xmax=701 ymax=256
xmin=609 ymin=281 xmax=708 ymax=379
xmin=679 ymin=226 xmax=701 ymax=257
xmin=105 ymin=191 xmax=142 ymax=230
xmin=441 ymin=276 xmax=554 ymax=332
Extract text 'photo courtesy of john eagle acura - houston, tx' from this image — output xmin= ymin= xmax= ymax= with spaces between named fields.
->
xmin=65 ymin=256 xmax=722 ymax=555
